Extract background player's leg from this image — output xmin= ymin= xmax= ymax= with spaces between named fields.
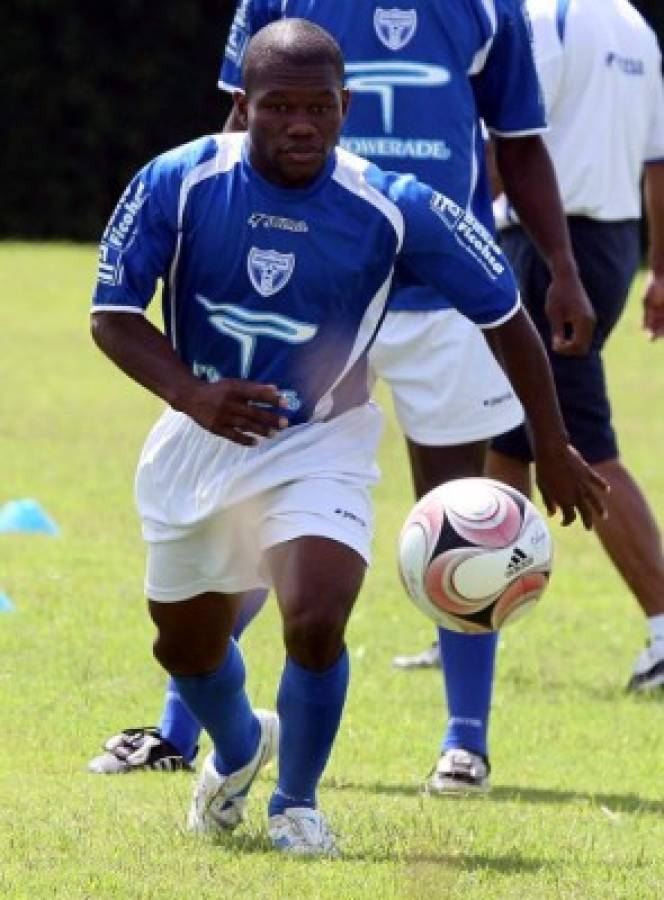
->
xmin=592 ymin=459 xmax=664 ymax=618
xmin=266 ymin=537 xmax=364 ymax=816
xmin=485 ymin=448 xmax=533 ymax=498
xmin=158 ymin=588 xmax=269 ymax=763
xmin=408 ymin=439 xmax=497 ymax=791
xmin=592 ymin=458 xmax=664 ymax=690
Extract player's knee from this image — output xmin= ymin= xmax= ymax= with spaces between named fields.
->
xmin=282 ymin=605 xmax=348 ymax=669
xmin=152 ymin=631 xmax=226 ymax=677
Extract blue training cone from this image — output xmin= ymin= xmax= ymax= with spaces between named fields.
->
xmin=0 ymin=499 xmax=60 ymax=536
xmin=0 ymin=593 xmax=15 ymax=612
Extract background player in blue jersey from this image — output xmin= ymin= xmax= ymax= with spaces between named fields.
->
xmin=90 ymin=20 xmax=606 ymax=855
xmin=89 ymin=0 xmax=598 ymax=793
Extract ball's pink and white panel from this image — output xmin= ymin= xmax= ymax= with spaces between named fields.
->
xmin=439 ymin=479 xmax=522 ymax=548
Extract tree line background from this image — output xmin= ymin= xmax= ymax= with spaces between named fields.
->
xmin=2 ymin=0 xmax=662 ymax=240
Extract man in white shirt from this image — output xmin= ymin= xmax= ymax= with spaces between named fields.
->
xmin=490 ymin=0 xmax=664 ymax=690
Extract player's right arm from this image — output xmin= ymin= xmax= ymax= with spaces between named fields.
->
xmin=90 ymin=158 xmax=287 ymax=446
xmin=477 ymin=0 xmax=595 ymax=356
xmin=643 ymin=161 xmax=664 ymax=341
xmin=91 ymin=314 xmax=287 ymax=445
xmin=641 ymin=34 xmax=664 ymax=341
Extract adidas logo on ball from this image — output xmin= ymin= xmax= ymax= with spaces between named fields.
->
xmin=505 ymin=547 xmax=534 ymax=578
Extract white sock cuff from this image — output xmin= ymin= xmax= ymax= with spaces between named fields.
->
xmin=647 ymin=613 xmax=664 ymax=644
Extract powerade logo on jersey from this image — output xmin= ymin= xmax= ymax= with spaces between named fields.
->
xmin=247 ymin=248 xmax=295 ymax=297
xmin=97 ymin=180 xmax=149 ymax=286
xmin=606 ymin=52 xmax=645 ymax=76
xmin=430 ymin=193 xmax=505 ymax=280
xmin=374 ymin=8 xmax=417 ymax=51
xmin=343 ymin=61 xmax=452 ymax=161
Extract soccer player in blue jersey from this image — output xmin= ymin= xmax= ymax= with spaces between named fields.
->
xmin=90 ymin=19 xmax=607 ymax=854
xmin=89 ymin=0 xmax=598 ymax=792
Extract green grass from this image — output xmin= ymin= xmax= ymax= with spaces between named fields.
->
xmin=1 ymin=243 xmax=663 ymax=898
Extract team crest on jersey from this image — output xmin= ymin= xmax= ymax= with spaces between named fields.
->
xmin=374 ymin=8 xmax=417 ymax=51
xmin=247 ymin=247 xmax=295 ymax=297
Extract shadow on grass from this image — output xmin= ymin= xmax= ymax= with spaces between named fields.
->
xmin=325 ymin=778 xmax=664 ymax=814
xmin=502 ymin=671 xmax=664 ymax=704
xmin=490 ymin=785 xmax=664 ymax=814
xmin=214 ymin=831 xmax=546 ymax=870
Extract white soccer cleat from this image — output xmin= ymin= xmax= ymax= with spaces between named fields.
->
xmin=626 ymin=642 xmax=664 ymax=692
xmin=392 ymin=641 xmax=441 ymax=670
xmin=268 ymin=807 xmax=339 ymax=857
xmin=426 ymin=748 xmax=490 ymax=795
xmin=187 ymin=709 xmax=279 ymax=833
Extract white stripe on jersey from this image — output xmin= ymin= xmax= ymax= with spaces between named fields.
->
xmin=90 ymin=305 xmax=145 ymax=315
xmin=469 ymin=0 xmax=498 ymax=75
xmin=306 ymin=149 xmax=406 ymax=420
xmin=333 ymin=148 xmax=405 ymax=251
xmin=313 ymin=273 xmax=393 ymax=421
xmin=168 ymin=133 xmax=245 ymax=350
xmin=467 ymin=120 xmax=479 ymax=211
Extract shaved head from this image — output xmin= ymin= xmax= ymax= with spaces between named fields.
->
xmin=242 ymin=18 xmax=344 ymax=95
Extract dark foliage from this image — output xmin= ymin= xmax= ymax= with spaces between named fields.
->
xmin=1 ymin=1 xmax=662 ymax=240
xmin=1 ymin=1 xmax=236 ymax=239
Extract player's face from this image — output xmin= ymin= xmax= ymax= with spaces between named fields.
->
xmin=236 ymin=61 xmax=349 ymax=187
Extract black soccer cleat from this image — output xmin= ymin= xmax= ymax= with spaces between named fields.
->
xmin=626 ymin=643 xmax=664 ymax=693
xmin=88 ymin=726 xmax=195 ymax=774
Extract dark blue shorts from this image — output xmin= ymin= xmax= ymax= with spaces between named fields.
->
xmin=492 ymin=217 xmax=641 ymax=465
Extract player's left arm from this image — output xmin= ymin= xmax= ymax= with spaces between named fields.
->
xmin=643 ymin=160 xmax=664 ymax=340
xmin=396 ymin=177 xmax=607 ymax=527
xmin=478 ymin=0 xmax=595 ymax=356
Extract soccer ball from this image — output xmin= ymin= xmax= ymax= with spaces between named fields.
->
xmin=398 ymin=477 xmax=553 ymax=633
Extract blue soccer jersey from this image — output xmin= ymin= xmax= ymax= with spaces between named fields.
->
xmin=218 ymin=0 xmax=546 ymax=310
xmin=92 ymin=134 xmax=519 ymax=426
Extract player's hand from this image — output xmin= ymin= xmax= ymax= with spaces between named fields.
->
xmin=642 ymin=271 xmax=664 ymax=340
xmin=534 ymin=443 xmax=609 ymax=529
xmin=544 ymin=266 xmax=596 ymax=356
xmin=185 ymin=379 xmax=289 ymax=446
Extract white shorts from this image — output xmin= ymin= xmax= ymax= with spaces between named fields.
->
xmin=368 ymin=309 xmax=524 ymax=446
xmin=136 ymin=403 xmax=382 ymax=602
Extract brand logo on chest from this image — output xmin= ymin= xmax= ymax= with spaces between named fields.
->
xmin=247 ymin=247 xmax=295 ymax=297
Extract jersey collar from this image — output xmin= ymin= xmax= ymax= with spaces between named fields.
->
xmin=241 ymin=136 xmax=336 ymax=202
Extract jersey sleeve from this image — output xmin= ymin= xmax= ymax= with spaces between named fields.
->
xmin=218 ymin=0 xmax=283 ymax=92
xmin=392 ymin=175 xmax=520 ymax=328
xmin=91 ymin=158 xmax=179 ymax=314
xmin=473 ymin=0 xmax=547 ymax=136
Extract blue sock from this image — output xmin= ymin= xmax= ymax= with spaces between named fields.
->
xmin=159 ymin=589 xmax=268 ymax=761
xmin=437 ymin=627 xmax=498 ymax=759
xmin=233 ymin=588 xmax=268 ymax=639
xmin=159 ymin=678 xmax=200 ymax=763
xmin=268 ymin=649 xmax=349 ymax=816
xmin=172 ymin=639 xmax=259 ymax=776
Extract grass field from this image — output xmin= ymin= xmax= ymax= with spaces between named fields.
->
xmin=1 ymin=243 xmax=663 ymax=899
